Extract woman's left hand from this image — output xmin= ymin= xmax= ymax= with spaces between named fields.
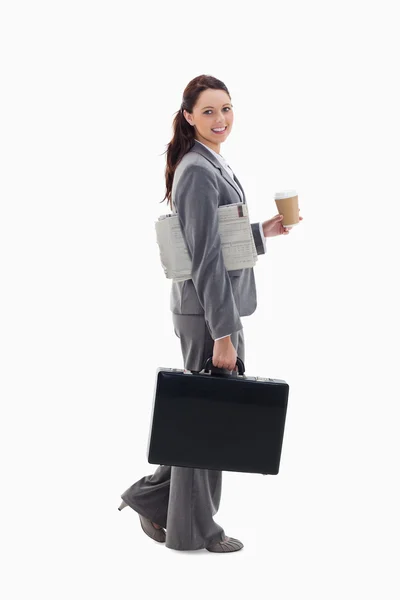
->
xmin=262 ymin=210 xmax=303 ymax=237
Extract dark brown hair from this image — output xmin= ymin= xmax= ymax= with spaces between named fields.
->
xmin=160 ymin=74 xmax=231 ymax=210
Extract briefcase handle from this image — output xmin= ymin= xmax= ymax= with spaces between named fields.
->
xmin=202 ymin=356 xmax=245 ymax=377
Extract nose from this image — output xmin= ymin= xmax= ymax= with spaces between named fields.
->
xmin=215 ymin=110 xmax=227 ymax=124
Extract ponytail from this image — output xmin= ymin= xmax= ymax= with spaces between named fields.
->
xmin=160 ymin=74 xmax=230 ymax=210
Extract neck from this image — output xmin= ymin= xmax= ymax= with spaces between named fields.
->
xmin=194 ymin=135 xmax=220 ymax=154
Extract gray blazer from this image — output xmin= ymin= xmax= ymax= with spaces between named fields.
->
xmin=170 ymin=139 xmax=266 ymax=340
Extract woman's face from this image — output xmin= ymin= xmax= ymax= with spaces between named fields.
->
xmin=183 ymin=88 xmax=233 ymax=151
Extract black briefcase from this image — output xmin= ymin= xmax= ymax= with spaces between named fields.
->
xmin=147 ymin=357 xmax=289 ymax=475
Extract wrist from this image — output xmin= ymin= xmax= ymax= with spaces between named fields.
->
xmin=214 ymin=335 xmax=231 ymax=344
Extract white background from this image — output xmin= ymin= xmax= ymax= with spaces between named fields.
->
xmin=1 ymin=1 xmax=399 ymax=598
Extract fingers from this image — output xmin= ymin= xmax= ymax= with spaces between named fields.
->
xmin=212 ymin=357 xmax=237 ymax=370
xmin=213 ymin=363 xmax=237 ymax=370
xmin=212 ymin=339 xmax=237 ymax=371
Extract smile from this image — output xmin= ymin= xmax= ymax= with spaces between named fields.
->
xmin=211 ymin=126 xmax=227 ymax=134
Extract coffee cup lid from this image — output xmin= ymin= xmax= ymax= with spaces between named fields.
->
xmin=274 ymin=190 xmax=297 ymax=199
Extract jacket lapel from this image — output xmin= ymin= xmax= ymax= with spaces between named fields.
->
xmin=232 ymin=173 xmax=246 ymax=204
xmin=189 ymin=140 xmax=246 ymax=204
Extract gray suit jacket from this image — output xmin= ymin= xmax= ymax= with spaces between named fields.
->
xmin=169 ymin=139 xmax=266 ymax=340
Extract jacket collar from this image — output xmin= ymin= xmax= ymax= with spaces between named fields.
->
xmin=189 ymin=139 xmax=246 ymax=204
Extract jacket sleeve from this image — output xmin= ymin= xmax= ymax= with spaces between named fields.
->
xmin=251 ymin=222 xmax=267 ymax=255
xmin=174 ymin=164 xmax=243 ymax=340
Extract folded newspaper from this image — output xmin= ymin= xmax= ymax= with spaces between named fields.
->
xmin=155 ymin=202 xmax=258 ymax=282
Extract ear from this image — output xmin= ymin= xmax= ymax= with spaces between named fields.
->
xmin=183 ymin=109 xmax=193 ymax=127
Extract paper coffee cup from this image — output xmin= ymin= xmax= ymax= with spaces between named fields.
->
xmin=274 ymin=189 xmax=299 ymax=227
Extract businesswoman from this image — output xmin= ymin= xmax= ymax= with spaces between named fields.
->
xmin=119 ymin=74 xmax=302 ymax=553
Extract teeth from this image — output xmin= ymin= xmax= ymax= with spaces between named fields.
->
xmin=213 ymin=127 xmax=226 ymax=131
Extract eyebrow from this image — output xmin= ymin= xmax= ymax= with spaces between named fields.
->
xmin=201 ymin=103 xmax=232 ymax=109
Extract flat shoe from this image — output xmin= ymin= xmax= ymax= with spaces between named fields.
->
xmin=206 ymin=536 xmax=244 ymax=553
xmin=138 ymin=514 xmax=166 ymax=543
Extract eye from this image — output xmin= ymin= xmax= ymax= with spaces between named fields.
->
xmin=203 ymin=107 xmax=232 ymax=115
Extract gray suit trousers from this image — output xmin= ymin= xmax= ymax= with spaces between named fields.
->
xmin=120 ymin=313 xmax=245 ymax=550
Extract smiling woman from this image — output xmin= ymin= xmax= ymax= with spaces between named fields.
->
xmin=161 ymin=75 xmax=237 ymax=208
xmin=119 ymin=74 xmax=299 ymax=555
xmin=182 ymin=91 xmax=234 ymax=150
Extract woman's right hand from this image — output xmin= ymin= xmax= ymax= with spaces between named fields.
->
xmin=212 ymin=336 xmax=237 ymax=371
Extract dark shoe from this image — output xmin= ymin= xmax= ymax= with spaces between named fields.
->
xmin=138 ymin=514 xmax=166 ymax=543
xmin=118 ymin=500 xmax=166 ymax=543
xmin=206 ymin=535 xmax=244 ymax=553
